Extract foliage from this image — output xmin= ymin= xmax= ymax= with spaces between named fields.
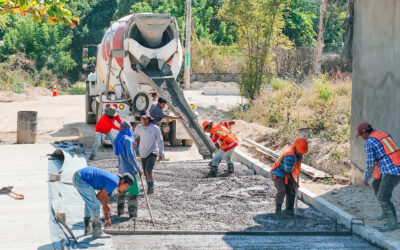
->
xmin=283 ymin=0 xmax=319 ymax=47
xmin=69 ymin=82 xmax=86 ymax=95
xmin=2 ymin=16 xmax=76 ymax=76
xmin=0 ymin=0 xmax=78 ymax=27
xmin=191 ymin=40 xmax=240 ymax=73
xmin=313 ymin=75 xmax=333 ymax=101
xmin=220 ymin=0 xmax=292 ymax=100
xmin=231 ymin=77 xmax=352 ymax=144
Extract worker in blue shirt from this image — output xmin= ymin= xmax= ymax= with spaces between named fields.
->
xmin=73 ymin=167 xmax=134 ymax=238
xmin=149 ymin=97 xmax=182 ymax=127
xmin=357 ymin=122 xmax=400 ymax=232
xmin=113 ymin=121 xmax=142 ymax=218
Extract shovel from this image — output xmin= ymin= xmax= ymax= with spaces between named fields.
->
xmin=0 ymin=186 xmax=24 ymax=200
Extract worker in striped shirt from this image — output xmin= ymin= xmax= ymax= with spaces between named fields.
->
xmin=357 ymin=122 xmax=400 ymax=232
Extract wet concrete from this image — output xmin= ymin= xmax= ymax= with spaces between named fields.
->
xmin=90 ymin=159 xmax=345 ymax=232
xmin=112 ymin=234 xmax=378 ymax=249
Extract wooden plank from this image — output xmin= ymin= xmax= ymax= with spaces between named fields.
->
xmin=244 ymin=138 xmax=331 ymax=179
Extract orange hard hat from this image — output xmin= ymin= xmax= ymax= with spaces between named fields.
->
xmin=294 ymin=137 xmax=308 ymax=154
xmin=202 ymin=120 xmax=213 ymax=131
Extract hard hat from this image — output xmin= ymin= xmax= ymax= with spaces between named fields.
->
xmin=356 ymin=122 xmax=371 ymax=137
xmin=105 ymin=106 xmax=117 ymax=117
xmin=202 ymin=120 xmax=213 ymax=131
xmin=294 ymin=137 xmax=308 ymax=154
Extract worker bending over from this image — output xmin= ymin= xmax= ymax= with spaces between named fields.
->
xmin=357 ymin=122 xmax=400 ymax=232
xmin=202 ymin=120 xmax=239 ymax=177
xmin=73 ymin=167 xmax=134 ymax=238
xmin=134 ymin=110 xmax=164 ymax=194
xmin=89 ymin=106 xmax=121 ymax=160
xmin=113 ymin=121 xmax=142 ymax=218
xmin=270 ymin=138 xmax=308 ymax=214
xmin=150 ymin=97 xmax=182 ymax=127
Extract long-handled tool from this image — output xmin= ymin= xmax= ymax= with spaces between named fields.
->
xmin=294 ymin=175 xmax=300 ymax=216
xmin=138 ymin=174 xmax=155 ymax=226
xmin=0 ymin=186 xmax=24 ymax=200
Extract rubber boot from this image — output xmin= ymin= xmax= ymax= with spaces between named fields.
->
xmin=208 ymin=165 xmax=218 ymax=177
xmin=92 ymin=218 xmax=110 ymax=239
xmin=227 ymin=163 xmax=234 ymax=174
xmin=147 ymin=179 xmax=154 ymax=194
xmin=275 ymin=203 xmax=282 ymax=214
xmin=83 ymin=217 xmax=93 ymax=236
xmin=378 ymin=202 xmax=398 ymax=232
xmin=128 ymin=197 xmax=139 ymax=218
xmin=117 ymin=195 xmax=125 ymax=216
xmin=284 ymin=195 xmax=295 ymax=215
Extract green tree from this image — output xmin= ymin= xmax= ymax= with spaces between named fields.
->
xmin=220 ymin=0 xmax=291 ymax=100
xmin=2 ymin=16 xmax=76 ymax=75
xmin=0 ymin=0 xmax=78 ymax=27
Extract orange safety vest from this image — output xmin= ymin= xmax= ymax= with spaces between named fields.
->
xmin=370 ymin=130 xmax=400 ymax=179
xmin=270 ymin=145 xmax=302 ymax=184
xmin=210 ymin=123 xmax=239 ymax=152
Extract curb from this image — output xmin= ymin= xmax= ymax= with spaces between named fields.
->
xmin=233 ymin=149 xmax=400 ymax=250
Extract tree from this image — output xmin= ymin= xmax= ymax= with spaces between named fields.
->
xmin=0 ymin=0 xmax=78 ymax=27
xmin=220 ymin=0 xmax=291 ymax=100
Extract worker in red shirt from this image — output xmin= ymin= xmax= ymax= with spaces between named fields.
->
xmin=89 ymin=106 xmax=122 ymax=160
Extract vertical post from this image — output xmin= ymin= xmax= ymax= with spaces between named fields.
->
xmin=184 ymin=0 xmax=192 ymax=89
xmin=17 ymin=111 xmax=38 ymax=144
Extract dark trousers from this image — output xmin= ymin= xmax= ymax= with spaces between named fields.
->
xmin=273 ymin=175 xmax=296 ymax=209
xmin=376 ymin=175 xmax=400 ymax=216
xmin=141 ymin=153 xmax=157 ymax=175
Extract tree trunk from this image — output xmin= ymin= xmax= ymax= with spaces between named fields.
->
xmin=340 ymin=0 xmax=354 ymax=63
xmin=313 ymin=0 xmax=327 ymax=75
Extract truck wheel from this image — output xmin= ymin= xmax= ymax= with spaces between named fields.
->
xmin=86 ymin=82 xmax=96 ymax=124
xmin=170 ymin=120 xmax=182 ymax=146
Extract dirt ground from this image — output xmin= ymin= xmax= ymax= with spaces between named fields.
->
xmin=0 ymin=82 xmax=399 ymax=238
xmin=90 ymin=159 xmax=343 ymax=232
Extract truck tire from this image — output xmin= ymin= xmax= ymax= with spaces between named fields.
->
xmin=86 ymin=82 xmax=96 ymax=124
xmin=170 ymin=120 xmax=182 ymax=146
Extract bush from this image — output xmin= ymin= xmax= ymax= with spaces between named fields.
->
xmin=313 ymin=75 xmax=333 ymax=101
xmin=69 ymin=82 xmax=86 ymax=95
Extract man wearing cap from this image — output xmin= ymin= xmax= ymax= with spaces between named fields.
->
xmin=89 ymin=106 xmax=122 ymax=160
xmin=133 ymin=110 xmax=164 ymax=194
xmin=73 ymin=166 xmax=134 ymax=238
xmin=356 ymin=122 xmax=400 ymax=232
xmin=149 ymin=97 xmax=183 ymax=127
xmin=113 ymin=121 xmax=142 ymax=218
xmin=202 ymin=120 xmax=239 ymax=177
xmin=270 ymin=138 xmax=308 ymax=214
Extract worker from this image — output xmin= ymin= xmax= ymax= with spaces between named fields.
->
xmin=72 ymin=166 xmax=134 ymax=238
xmin=202 ymin=120 xmax=239 ymax=177
xmin=89 ymin=106 xmax=122 ymax=160
xmin=357 ymin=122 xmax=400 ymax=232
xmin=149 ymin=97 xmax=182 ymax=127
xmin=270 ymin=138 xmax=308 ymax=215
xmin=134 ymin=110 xmax=164 ymax=194
xmin=113 ymin=121 xmax=142 ymax=218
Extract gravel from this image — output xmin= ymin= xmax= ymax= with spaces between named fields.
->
xmin=90 ymin=159 xmax=345 ymax=232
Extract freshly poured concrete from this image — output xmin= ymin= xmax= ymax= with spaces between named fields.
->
xmin=0 ymin=144 xmax=55 ymax=250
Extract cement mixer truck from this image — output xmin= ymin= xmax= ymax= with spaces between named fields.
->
xmin=83 ymin=13 xmax=214 ymax=159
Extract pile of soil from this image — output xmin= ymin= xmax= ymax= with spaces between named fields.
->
xmin=0 ymin=87 xmax=51 ymax=102
xmin=91 ymin=159 xmax=343 ymax=232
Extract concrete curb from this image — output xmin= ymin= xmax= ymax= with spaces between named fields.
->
xmin=233 ymin=149 xmax=400 ymax=250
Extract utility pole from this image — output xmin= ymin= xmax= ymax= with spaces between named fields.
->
xmin=184 ymin=0 xmax=192 ymax=89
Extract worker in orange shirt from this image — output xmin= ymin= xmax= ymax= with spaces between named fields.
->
xmin=89 ymin=106 xmax=122 ymax=160
xmin=202 ymin=120 xmax=239 ymax=177
xmin=270 ymin=138 xmax=308 ymax=214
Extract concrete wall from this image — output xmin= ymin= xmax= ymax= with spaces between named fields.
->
xmin=351 ymin=0 xmax=400 ymax=183
xmin=192 ymin=73 xmax=239 ymax=82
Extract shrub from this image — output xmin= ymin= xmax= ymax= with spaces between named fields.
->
xmin=313 ymin=75 xmax=333 ymax=101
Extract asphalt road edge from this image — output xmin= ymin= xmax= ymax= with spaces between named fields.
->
xmin=232 ymin=149 xmax=400 ymax=250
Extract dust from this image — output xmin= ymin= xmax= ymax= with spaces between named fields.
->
xmin=91 ymin=159 xmax=343 ymax=232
